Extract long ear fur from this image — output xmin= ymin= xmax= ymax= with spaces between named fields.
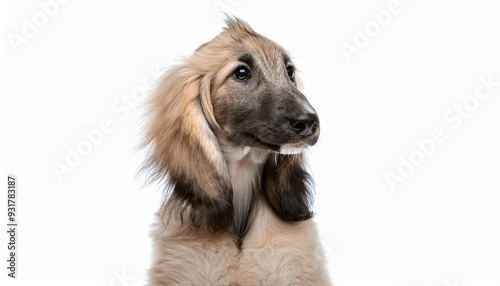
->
xmin=143 ymin=63 xmax=233 ymax=233
xmin=261 ymin=153 xmax=314 ymax=221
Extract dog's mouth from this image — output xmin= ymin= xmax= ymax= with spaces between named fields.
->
xmin=240 ymin=131 xmax=317 ymax=155
xmin=241 ymin=132 xmax=281 ymax=151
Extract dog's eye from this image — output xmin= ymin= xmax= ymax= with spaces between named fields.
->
xmin=286 ymin=66 xmax=295 ymax=81
xmin=233 ymin=66 xmax=251 ymax=81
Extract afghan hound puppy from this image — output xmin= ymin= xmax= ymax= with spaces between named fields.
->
xmin=143 ymin=18 xmax=331 ymax=285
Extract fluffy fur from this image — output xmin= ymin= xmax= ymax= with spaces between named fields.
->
xmin=143 ymin=18 xmax=331 ymax=285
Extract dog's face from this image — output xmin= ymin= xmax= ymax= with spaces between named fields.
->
xmin=202 ymin=25 xmax=320 ymax=155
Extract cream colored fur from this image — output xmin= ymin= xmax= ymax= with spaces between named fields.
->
xmin=149 ymin=147 xmax=331 ymax=285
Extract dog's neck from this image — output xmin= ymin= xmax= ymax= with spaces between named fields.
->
xmin=222 ymin=145 xmax=268 ymax=242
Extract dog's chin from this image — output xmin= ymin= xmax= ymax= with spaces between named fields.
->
xmin=277 ymin=143 xmax=308 ymax=155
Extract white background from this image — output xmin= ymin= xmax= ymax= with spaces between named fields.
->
xmin=1 ymin=1 xmax=500 ymax=285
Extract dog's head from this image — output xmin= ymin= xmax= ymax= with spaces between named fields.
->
xmin=144 ymin=18 xmax=318 ymax=234
xmin=197 ymin=19 xmax=319 ymax=154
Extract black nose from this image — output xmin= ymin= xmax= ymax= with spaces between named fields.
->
xmin=288 ymin=113 xmax=319 ymax=137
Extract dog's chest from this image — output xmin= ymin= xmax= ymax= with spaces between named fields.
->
xmin=231 ymin=207 xmax=327 ymax=285
xmin=150 ymin=202 xmax=329 ymax=286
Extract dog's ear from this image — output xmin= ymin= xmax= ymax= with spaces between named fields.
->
xmin=261 ymin=153 xmax=314 ymax=221
xmin=143 ymin=65 xmax=233 ymax=233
